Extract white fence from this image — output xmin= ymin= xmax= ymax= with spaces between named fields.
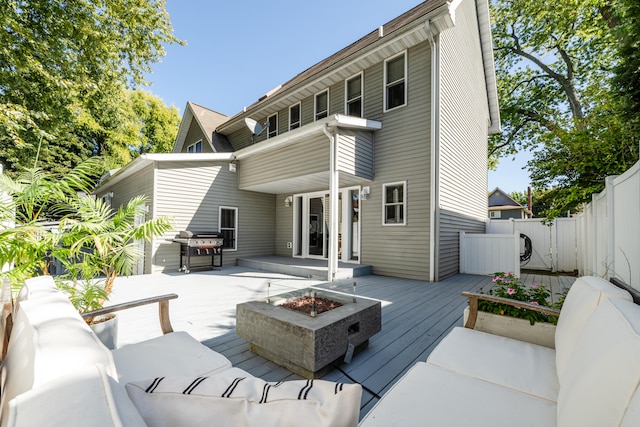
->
xmin=577 ymin=162 xmax=640 ymax=289
xmin=459 ymin=232 xmax=520 ymax=276
xmin=486 ymin=218 xmax=578 ymax=273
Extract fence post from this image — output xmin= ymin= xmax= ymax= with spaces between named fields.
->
xmin=605 ymin=176 xmax=616 ymax=279
xmin=459 ymin=232 xmax=466 ymax=274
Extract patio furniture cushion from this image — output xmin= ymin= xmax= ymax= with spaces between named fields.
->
xmin=125 ymin=375 xmax=362 ymax=427
xmin=358 ymin=362 xmax=557 ymax=427
xmin=554 ymin=275 xmax=632 ymax=382
xmin=4 ymin=364 xmax=146 ymax=427
xmin=557 ymin=298 xmax=640 ymax=427
xmin=1 ymin=289 xmax=117 ymax=417
xmin=426 ymin=326 xmax=558 ymax=402
xmin=111 ymin=331 xmax=233 ymax=385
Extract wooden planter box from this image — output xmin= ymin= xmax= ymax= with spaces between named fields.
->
xmin=463 ymin=307 xmax=556 ymax=348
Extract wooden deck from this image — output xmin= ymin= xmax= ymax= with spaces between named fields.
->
xmin=108 ymin=267 xmax=575 ymax=420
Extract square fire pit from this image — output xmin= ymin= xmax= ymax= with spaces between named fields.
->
xmin=236 ymin=288 xmax=381 ymax=379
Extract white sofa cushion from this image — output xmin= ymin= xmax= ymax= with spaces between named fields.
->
xmin=359 ymin=362 xmax=556 ymax=427
xmin=5 ymin=364 xmax=146 ymax=427
xmin=557 ymin=298 xmax=640 ymax=427
xmin=426 ymin=326 xmax=558 ymax=401
xmin=0 ymin=290 xmax=117 ymax=418
xmin=112 ymin=331 xmax=233 ymax=384
xmin=125 ymin=375 xmax=362 ymax=427
xmin=554 ymin=275 xmax=632 ymax=382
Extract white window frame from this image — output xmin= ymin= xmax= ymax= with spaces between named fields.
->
xmin=219 ymin=206 xmax=238 ymax=251
xmin=489 ymin=210 xmax=502 ymax=219
xmin=345 ymin=72 xmax=363 ymax=117
xmin=382 ymin=181 xmax=407 ymax=226
xmin=314 ymin=90 xmax=329 ymax=121
xmin=289 ymin=103 xmax=301 ymax=130
xmin=267 ymin=113 xmax=278 ymax=139
xmin=383 ymin=51 xmax=407 ymax=112
xmin=187 ymin=140 xmax=203 ymax=153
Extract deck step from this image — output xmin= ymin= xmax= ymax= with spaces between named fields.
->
xmin=238 ymin=256 xmax=371 ymax=280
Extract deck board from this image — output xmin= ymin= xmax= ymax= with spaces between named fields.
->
xmin=109 ymin=266 xmax=575 ymax=420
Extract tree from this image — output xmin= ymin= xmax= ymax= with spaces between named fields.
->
xmin=612 ymin=0 xmax=640 ymax=121
xmin=490 ymin=0 xmax=638 ymax=219
xmin=0 ymin=0 xmax=182 ymax=176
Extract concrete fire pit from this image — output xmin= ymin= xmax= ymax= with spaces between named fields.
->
xmin=236 ymin=288 xmax=381 ymax=379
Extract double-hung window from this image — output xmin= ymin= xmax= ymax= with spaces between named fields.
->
xmin=267 ymin=114 xmax=278 ymax=138
xmin=383 ymin=182 xmax=406 ymax=225
xmin=289 ymin=103 xmax=301 ymax=130
xmin=187 ymin=140 xmax=203 ymax=153
xmin=315 ymin=90 xmax=329 ymax=121
xmin=219 ymin=206 xmax=237 ymax=250
xmin=384 ymin=52 xmax=407 ymax=111
xmin=345 ymin=73 xmax=363 ymax=117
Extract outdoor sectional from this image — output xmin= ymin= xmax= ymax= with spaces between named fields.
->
xmin=359 ymin=275 xmax=640 ymax=426
xmin=0 ymin=277 xmax=362 ymax=427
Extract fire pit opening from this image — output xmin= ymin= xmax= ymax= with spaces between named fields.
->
xmin=280 ymin=295 xmax=343 ymax=315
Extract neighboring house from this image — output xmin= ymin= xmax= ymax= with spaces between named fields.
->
xmin=95 ymin=0 xmax=500 ymax=281
xmin=488 ymin=188 xmax=531 ymax=220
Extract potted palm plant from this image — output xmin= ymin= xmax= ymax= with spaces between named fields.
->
xmin=56 ymin=194 xmax=172 ymax=348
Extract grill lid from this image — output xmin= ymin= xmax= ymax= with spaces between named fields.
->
xmin=178 ymin=231 xmax=223 ymax=239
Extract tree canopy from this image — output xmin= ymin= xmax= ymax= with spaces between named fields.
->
xmin=0 ymin=0 xmax=182 ymax=176
xmin=490 ymin=0 xmax=639 ymax=219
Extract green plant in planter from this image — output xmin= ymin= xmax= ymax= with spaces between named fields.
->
xmin=478 ymin=272 xmax=562 ymax=325
xmin=56 ymin=194 xmax=173 ymax=322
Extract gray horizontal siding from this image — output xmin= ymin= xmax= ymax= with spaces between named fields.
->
xmin=239 ymin=134 xmax=329 ymax=190
xmin=337 ymin=130 xmax=374 ymax=180
xmin=438 ymin=209 xmax=486 ymax=280
xmin=152 ymin=161 xmax=275 ymax=272
xmin=182 ymin=119 xmax=213 ymax=153
xmin=359 ymin=43 xmax=432 ymax=281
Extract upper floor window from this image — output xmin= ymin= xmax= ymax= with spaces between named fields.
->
xmin=315 ymin=90 xmax=329 ymax=121
xmin=383 ymin=181 xmax=406 ymax=225
xmin=267 ymin=114 xmax=278 ymax=138
xmin=384 ymin=52 xmax=407 ymax=111
xmin=187 ymin=140 xmax=203 ymax=153
xmin=345 ymin=73 xmax=363 ymax=117
xmin=219 ymin=206 xmax=237 ymax=250
xmin=289 ymin=103 xmax=301 ymax=130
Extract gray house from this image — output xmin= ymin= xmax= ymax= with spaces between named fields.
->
xmin=95 ymin=0 xmax=500 ymax=281
xmin=488 ymin=188 xmax=530 ymax=220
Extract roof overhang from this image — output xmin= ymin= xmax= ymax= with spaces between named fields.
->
xmin=234 ymin=114 xmax=382 ymax=161
xmin=94 ymin=153 xmax=234 ymax=192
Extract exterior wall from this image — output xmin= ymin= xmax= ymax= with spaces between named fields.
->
xmin=275 ymin=194 xmax=294 ymax=257
xmin=336 ymin=130 xmax=374 ymax=181
xmin=152 ymin=161 xmax=275 ymax=273
xmin=491 ymin=209 xmax=524 ymax=220
xmin=436 ymin=0 xmax=490 ymax=279
xmin=439 ymin=209 xmax=485 ymax=279
xmin=94 ymin=164 xmax=156 ymax=274
xmin=358 ymin=43 xmax=432 ymax=280
xmin=180 ymin=119 xmax=213 ymax=153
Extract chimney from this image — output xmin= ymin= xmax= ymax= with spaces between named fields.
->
xmin=527 ymin=187 xmax=533 ymax=218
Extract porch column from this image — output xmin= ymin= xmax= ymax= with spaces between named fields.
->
xmin=324 ymin=124 xmax=339 ymax=281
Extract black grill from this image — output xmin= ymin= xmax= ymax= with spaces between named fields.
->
xmin=170 ymin=231 xmax=223 ymax=274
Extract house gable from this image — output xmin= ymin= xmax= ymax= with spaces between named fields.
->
xmin=173 ymin=102 xmax=231 ymax=153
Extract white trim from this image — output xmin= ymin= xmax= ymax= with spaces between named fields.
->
xmin=267 ymin=113 xmax=278 ymax=139
xmin=344 ymin=72 xmax=364 ymax=117
xmin=218 ymin=206 xmax=238 ymax=251
xmin=382 ymin=181 xmax=407 ymax=226
xmin=314 ymin=89 xmax=329 ymax=121
xmin=289 ymin=102 xmax=301 ymax=130
xmin=383 ymin=51 xmax=408 ymax=112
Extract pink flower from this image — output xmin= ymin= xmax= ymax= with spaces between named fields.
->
xmin=529 ymin=301 xmax=539 ymax=305
xmin=492 ymin=277 xmax=499 ymax=282
xmin=507 ymin=288 xmax=516 ymax=295
xmin=531 ymin=283 xmax=540 ymax=289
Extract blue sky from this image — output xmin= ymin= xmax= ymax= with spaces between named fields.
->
xmin=144 ymin=0 xmax=532 ymax=195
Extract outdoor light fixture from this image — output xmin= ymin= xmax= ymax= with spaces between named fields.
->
xmin=361 ymin=186 xmax=371 ymax=201
xmin=284 ymin=196 xmax=293 ymax=207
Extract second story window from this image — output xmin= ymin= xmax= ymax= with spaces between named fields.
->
xmin=384 ymin=52 xmax=406 ymax=111
xmin=267 ymin=114 xmax=278 ymax=138
xmin=315 ymin=90 xmax=328 ymax=121
xmin=187 ymin=140 xmax=203 ymax=153
xmin=345 ymin=73 xmax=363 ymax=117
xmin=289 ymin=103 xmax=301 ymax=130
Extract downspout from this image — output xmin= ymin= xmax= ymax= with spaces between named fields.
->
xmin=426 ymin=20 xmax=440 ymax=282
xmin=323 ymin=124 xmax=339 ymax=281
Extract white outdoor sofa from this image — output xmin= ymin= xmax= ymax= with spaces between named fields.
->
xmin=0 ymin=276 xmax=362 ymax=427
xmin=359 ymin=275 xmax=640 ymax=426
